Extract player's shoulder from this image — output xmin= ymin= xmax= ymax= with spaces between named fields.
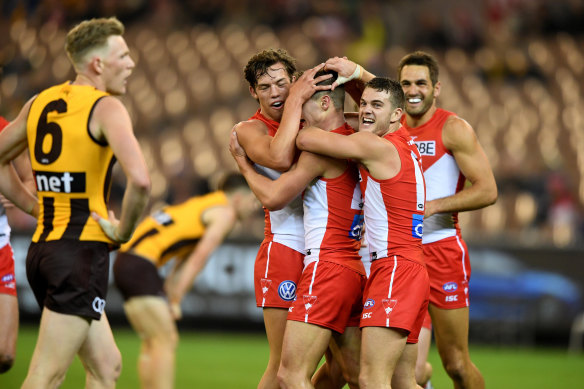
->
xmin=443 ymin=114 xmax=476 ymax=150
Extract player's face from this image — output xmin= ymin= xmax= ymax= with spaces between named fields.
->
xmin=102 ymin=35 xmax=135 ymax=95
xmin=249 ymin=62 xmax=293 ymax=122
xmin=359 ymin=88 xmax=394 ymax=135
xmin=399 ymin=65 xmax=438 ymax=118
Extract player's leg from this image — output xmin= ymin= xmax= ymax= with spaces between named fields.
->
xmin=77 ymin=313 xmax=122 ymax=389
xmin=391 ymin=342 xmax=420 ymax=389
xmin=359 ymin=326 xmax=408 ymax=389
xmin=312 ymin=348 xmax=347 ymax=389
xmin=415 ymin=325 xmax=432 ymax=387
xmin=21 ymin=307 xmax=92 ymax=388
xmin=124 ymin=296 xmax=178 ymax=389
xmin=327 ymin=325 xmax=361 ymax=388
xmin=278 ymin=320 xmax=332 ymax=389
xmin=259 ymin=307 xmax=289 ymax=389
xmin=430 ymin=305 xmax=484 ymax=389
xmin=0 ymin=293 xmax=18 ymax=372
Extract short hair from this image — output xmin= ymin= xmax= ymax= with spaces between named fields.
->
xmin=243 ymin=48 xmax=297 ymax=89
xmin=397 ymin=51 xmax=440 ymax=86
xmin=309 ymin=70 xmax=345 ymax=111
xmin=364 ymin=77 xmax=405 ymax=110
xmin=218 ymin=172 xmax=250 ymax=193
xmin=65 ymin=17 xmax=125 ymax=67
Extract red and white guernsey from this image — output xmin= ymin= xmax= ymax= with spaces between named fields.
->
xmin=0 ymin=117 xmax=11 ymax=249
xmin=303 ymin=124 xmax=365 ymax=274
xmin=249 ymin=109 xmax=305 ymax=254
xmin=401 ymin=109 xmax=464 ymax=244
xmin=360 ymin=127 xmax=425 ymax=265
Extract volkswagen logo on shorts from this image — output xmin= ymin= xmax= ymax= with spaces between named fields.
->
xmin=278 ymin=280 xmax=297 ymax=301
xmin=92 ymin=297 xmax=106 ymax=314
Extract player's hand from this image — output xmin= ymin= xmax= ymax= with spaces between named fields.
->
xmin=324 ymin=57 xmax=361 ymax=90
xmin=229 ymin=131 xmax=248 ymax=160
xmin=0 ymin=194 xmax=15 ymax=209
xmin=170 ymin=302 xmax=182 ymax=320
xmin=289 ymin=63 xmax=332 ymax=101
xmin=92 ymin=210 xmax=126 ymax=243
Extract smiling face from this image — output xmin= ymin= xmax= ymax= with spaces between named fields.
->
xmin=399 ymin=64 xmax=440 ymax=119
xmin=101 ymin=35 xmax=135 ymax=95
xmin=249 ymin=62 xmax=293 ymax=122
xmin=359 ymin=87 xmax=396 ymax=136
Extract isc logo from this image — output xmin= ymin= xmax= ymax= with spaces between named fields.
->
xmin=445 ymin=295 xmax=458 ymax=302
xmin=415 ymin=141 xmax=436 ymax=156
xmin=362 ymin=312 xmax=372 ymax=319
xmin=35 ymin=171 xmax=86 ymax=193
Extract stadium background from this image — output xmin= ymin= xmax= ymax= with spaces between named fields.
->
xmin=1 ymin=0 xmax=583 ymax=374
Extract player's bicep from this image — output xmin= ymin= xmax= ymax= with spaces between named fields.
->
xmin=234 ymin=123 xmax=277 ymax=168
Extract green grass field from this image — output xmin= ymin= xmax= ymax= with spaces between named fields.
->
xmin=1 ymin=325 xmax=583 ymax=388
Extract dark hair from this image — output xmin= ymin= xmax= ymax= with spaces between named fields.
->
xmin=397 ymin=51 xmax=439 ymax=86
xmin=65 ymin=17 xmax=125 ymax=66
xmin=218 ymin=172 xmax=250 ymax=193
xmin=364 ymin=77 xmax=405 ymax=110
xmin=244 ymin=48 xmax=297 ymax=89
xmin=310 ymin=70 xmax=345 ymax=110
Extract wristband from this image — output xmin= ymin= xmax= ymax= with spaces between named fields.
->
xmin=335 ymin=64 xmax=362 ymax=86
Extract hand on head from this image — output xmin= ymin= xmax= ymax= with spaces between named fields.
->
xmin=324 ymin=56 xmax=361 ymax=90
xmin=289 ymin=63 xmax=333 ymax=101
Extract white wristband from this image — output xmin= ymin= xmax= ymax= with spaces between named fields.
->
xmin=335 ymin=64 xmax=362 ymax=86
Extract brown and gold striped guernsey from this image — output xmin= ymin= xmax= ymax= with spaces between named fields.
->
xmin=27 ymin=82 xmax=115 ymax=243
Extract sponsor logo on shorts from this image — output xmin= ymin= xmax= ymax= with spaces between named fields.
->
xmin=278 ymin=280 xmax=297 ymax=301
xmin=442 ymin=282 xmax=458 ymax=292
xmin=92 ymin=297 xmax=106 ymax=314
xmin=260 ymin=278 xmax=272 ymax=296
xmin=364 ymin=298 xmax=375 ymax=309
xmin=303 ymin=295 xmax=317 ymax=313
xmin=411 ymin=214 xmax=423 ymax=239
xmin=362 ymin=312 xmax=372 ymax=319
xmin=1 ymin=274 xmax=14 ymax=282
xmin=445 ymin=295 xmax=458 ymax=302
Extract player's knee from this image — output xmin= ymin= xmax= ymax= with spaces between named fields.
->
xmin=442 ymin=357 xmax=467 ymax=382
xmin=0 ymin=353 xmax=15 ymax=373
xmin=341 ymin=364 xmax=360 ymax=388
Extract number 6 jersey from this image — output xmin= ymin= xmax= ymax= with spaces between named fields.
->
xmin=26 ymin=82 xmax=115 ymax=243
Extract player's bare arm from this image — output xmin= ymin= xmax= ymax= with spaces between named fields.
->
xmin=90 ymin=96 xmax=151 ymax=243
xmin=0 ymin=97 xmax=39 ymax=217
xmin=230 ymin=132 xmax=325 ymax=211
xmin=325 ymin=56 xmax=375 ymax=100
xmin=234 ymin=65 xmax=332 ymax=171
xmin=296 ymin=126 xmax=399 ymax=180
xmin=166 ymin=205 xmax=237 ymax=319
xmin=425 ymin=116 xmax=497 ymax=218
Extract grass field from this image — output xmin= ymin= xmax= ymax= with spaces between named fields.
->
xmin=1 ymin=325 xmax=583 ymax=388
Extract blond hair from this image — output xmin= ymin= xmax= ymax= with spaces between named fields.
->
xmin=65 ymin=17 xmax=125 ymax=67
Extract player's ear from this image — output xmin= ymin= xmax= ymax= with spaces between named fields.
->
xmin=249 ymin=85 xmax=258 ymax=99
xmin=433 ymin=81 xmax=441 ymax=98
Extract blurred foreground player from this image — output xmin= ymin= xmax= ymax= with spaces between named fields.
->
xmin=0 ymin=17 xmax=151 ymax=388
xmin=114 ymin=173 xmax=258 ymax=389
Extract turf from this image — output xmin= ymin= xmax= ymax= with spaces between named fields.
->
xmin=1 ymin=325 xmax=583 ymax=388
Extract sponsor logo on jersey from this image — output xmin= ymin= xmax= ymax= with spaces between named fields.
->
xmin=278 ymin=280 xmax=297 ymax=301
xmin=92 ymin=297 xmax=106 ymax=314
xmin=349 ymin=214 xmax=365 ymax=241
xmin=35 ymin=171 xmax=86 ymax=193
xmin=364 ymin=298 xmax=375 ymax=309
xmin=415 ymin=141 xmax=436 ymax=156
xmin=152 ymin=210 xmax=174 ymax=226
xmin=411 ymin=214 xmax=423 ymax=239
xmin=1 ymin=274 xmax=14 ymax=282
xmin=442 ymin=282 xmax=458 ymax=292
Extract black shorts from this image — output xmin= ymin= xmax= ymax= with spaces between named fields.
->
xmin=26 ymin=240 xmax=110 ymax=321
xmin=113 ymin=252 xmax=165 ymax=301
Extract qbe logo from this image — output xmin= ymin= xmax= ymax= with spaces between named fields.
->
xmin=92 ymin=297 xmax=106 ymax=314
xmin=411 ymin=214 xmax=423 ymax=239
xmin=278 ymin=280 xmax=297 ymax=301
xmin=363 ymin=298 xmax=375 ymax=309
xmin=415 ymin=141 xmax=436 ymax=156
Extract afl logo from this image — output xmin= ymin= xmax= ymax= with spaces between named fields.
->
xmin=278 ymin=280 xmax=297 ymax=301
xmin=364 ymin=298 xmax=375 ymax=309
xmin=442 ymin=282 xmax=458 ymax=293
